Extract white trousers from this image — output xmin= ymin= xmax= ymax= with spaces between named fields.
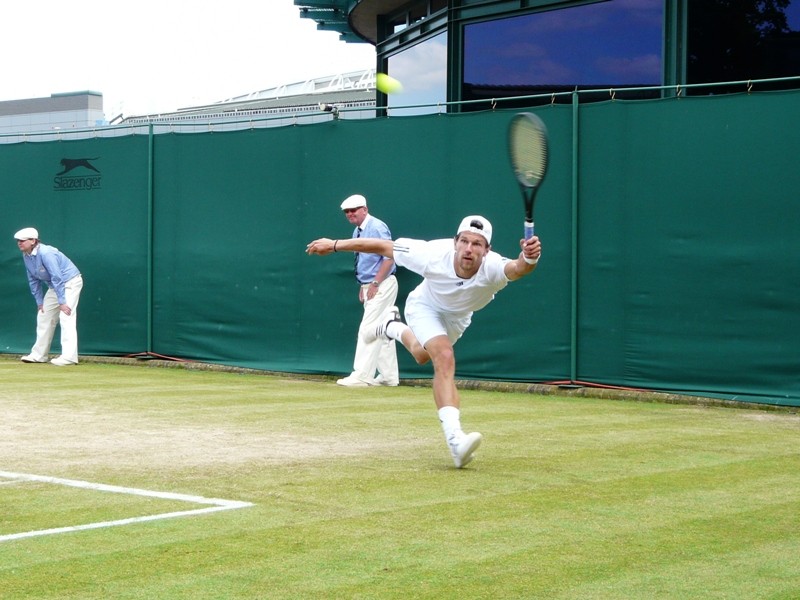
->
xmin=351 ymin=275 xmax=399 ymax=383
xmin=29 ymin=275 xmax=83 ymax=363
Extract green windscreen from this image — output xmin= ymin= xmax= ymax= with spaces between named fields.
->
xmin=1 ymin=92 xmax=797 ymax=406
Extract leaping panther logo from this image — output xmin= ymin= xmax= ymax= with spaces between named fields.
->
xmin=57 ymin=157 xmax=100 ymax=175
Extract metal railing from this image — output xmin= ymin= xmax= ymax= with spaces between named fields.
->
xmin=2 ymin=75 xmax=799 ymax=144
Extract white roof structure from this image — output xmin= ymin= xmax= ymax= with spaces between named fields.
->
xmin=216 ymin=69 xmax=375 ymax=105
xmin=121 ymin=69 xmax=378 ymax=131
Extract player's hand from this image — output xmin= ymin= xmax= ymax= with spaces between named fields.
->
xmin=306 ymin=238 xmax=335 ymax=255
xmin=520 ymin=236 xmax=541 ymax=264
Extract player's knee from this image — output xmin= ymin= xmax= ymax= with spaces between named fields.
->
xmin=431 ymin=346 xmax=456 ymax=372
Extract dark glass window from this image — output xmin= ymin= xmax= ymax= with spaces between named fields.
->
xmin=687 ymin=0 xmax=800 ymax=93
xmin=462 ymin=0 xmax=664 ymax=108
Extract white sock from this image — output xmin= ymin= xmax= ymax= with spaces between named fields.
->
xmin=386 ymin=321 xmax=409 ymax=341
xmin=438 ymin=406 xmax=463 ymax=442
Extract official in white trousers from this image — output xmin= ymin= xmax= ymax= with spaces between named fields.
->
xmin=351 ymin=276 xmax=399 ymax=385
xmin=336 ymin=194 xmax=399 ymax=387
xmin=14 ymin=227 xmax=83 ymax=366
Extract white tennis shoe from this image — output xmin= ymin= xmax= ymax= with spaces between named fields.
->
xmin=448 ymin=431 xmax=483 ymax=468
xmin=371 ymin=374 xmax=399 ymax=387
xmin=50 ymin=357 xmax=77 ymax=366
xmin=336 ymin=374 xmax=371 ymax=387
xmin=368 ymin=306 xmax=401 ymax=342
xmin=20 ymin=354 xmax=47 ymax=363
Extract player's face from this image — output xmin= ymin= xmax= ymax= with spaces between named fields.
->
xmin=454 ymin=232 xmax=489 ymax=277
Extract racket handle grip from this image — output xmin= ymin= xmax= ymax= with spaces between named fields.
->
xmin=524 ymin=221 xmax=535 ymax=240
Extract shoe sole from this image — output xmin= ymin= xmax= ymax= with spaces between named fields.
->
xmin=336 ymin=380 xmax=369 ymax=387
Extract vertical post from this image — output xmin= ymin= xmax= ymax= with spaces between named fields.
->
xmin=570 ymin=91 xmax=580 ymax=383
xmin=146 ymin=123 xmax=154 ymax=354
xmin=447 ymin=0 xmax=464 ymax=113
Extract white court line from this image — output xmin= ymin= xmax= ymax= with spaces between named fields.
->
xmin=0 ymin=470 xmax=254 ymax=543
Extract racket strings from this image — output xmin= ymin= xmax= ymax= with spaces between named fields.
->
xmin=510 ymin=118 xmax=548 ymax=185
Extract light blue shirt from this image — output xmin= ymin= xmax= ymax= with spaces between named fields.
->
xmin=23 ymin=243 xmax=81 ymax=305
xmin=352 ymin=214 xmax=396 ymax=284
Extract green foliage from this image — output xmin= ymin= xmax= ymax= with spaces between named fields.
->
xmin=1 ymin=359 xmax=799 ymax=599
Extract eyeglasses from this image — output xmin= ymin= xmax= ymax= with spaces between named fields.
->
xmin=343 ymin=208 xmax=362 ymax=214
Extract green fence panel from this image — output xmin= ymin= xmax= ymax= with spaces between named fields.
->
xmin=0 ymin=136 xmax=150 ymax=355
xmin=576 ymin=92 xmax=800 ymax=404
xmin=1 ymin=91 xmax=798 ymax=406
xmin=149 ymin=112 xmax=573 ymax=378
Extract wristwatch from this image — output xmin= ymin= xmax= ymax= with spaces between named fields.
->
xmin=371 ymin=281 xmax=380 ymax=287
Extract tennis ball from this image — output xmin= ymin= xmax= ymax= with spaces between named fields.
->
xmin=376 ymin=72 xmax=404 ymax=94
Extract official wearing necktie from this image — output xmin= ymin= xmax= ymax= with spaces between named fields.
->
xmin=335 ymin=194 xmax=399 ymax=387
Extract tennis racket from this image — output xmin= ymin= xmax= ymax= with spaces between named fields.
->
xmin=508 ymin=112 xmax=549 ymax=240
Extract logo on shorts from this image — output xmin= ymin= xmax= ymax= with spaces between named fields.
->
xmin=53 ymin=157 xmax=102 ymax=192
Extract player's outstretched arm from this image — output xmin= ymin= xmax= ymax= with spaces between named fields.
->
xmin=306 ymin=237 xmax=394 ymax=258
xmin=505 ymin=235 xmax=541 ymax=281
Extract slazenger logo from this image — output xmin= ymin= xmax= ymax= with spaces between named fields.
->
xmin=53 ymin=157 xmax=102 ymax=191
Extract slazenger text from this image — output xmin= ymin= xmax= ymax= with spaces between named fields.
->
xmin=53 ymin=175 xmax=102 ymax=191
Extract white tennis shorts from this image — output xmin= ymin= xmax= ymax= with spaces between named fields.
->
xmin=404 ymin=293 xmax=472 ymax=349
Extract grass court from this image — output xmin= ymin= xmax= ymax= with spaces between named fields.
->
xmin=1 ymin=357 xmax=799 ymax=599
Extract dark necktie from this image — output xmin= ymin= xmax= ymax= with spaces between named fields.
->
xmin=354 ymin=228 xmax=361 ymax=279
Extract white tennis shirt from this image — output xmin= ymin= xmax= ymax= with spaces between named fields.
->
xmin=393 ymin=238 xmax=510 ymax=316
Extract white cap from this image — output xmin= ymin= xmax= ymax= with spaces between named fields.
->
xmin=456 ymin=215 xmax=492 ymax=244
xmin=340 ymin=194 xmax=367 ymax=210
xmin=14 ymin=227 xmax=39 ymax=240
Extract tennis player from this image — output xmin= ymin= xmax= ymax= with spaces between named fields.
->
xmin=307 ymin=215 xmax=541 ymax=468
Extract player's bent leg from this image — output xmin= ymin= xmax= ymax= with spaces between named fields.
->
xmin=398 ymin=328 xmax=430 ymax=365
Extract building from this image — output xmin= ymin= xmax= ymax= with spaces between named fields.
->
xmin=297 ymin=0 xmax=800 ymax=110
xmin=0 ymin=71 xmax=378 ymax=140
xmin=4 ymin=2 xmax=799 ymax=136
xmin=0 ymin=91 xmax=104 ymax=135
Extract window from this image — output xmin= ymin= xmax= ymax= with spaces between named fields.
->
xmin=462 ymin=0 xmax=664 ymax=107
xmin=687 ymin=0 xmax=800 ymax=93
xmin=386 ymin=33 xmax=448 ymax=115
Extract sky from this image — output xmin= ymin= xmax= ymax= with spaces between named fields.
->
xmin=3 ymin=1 xmax=376 ymax=118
